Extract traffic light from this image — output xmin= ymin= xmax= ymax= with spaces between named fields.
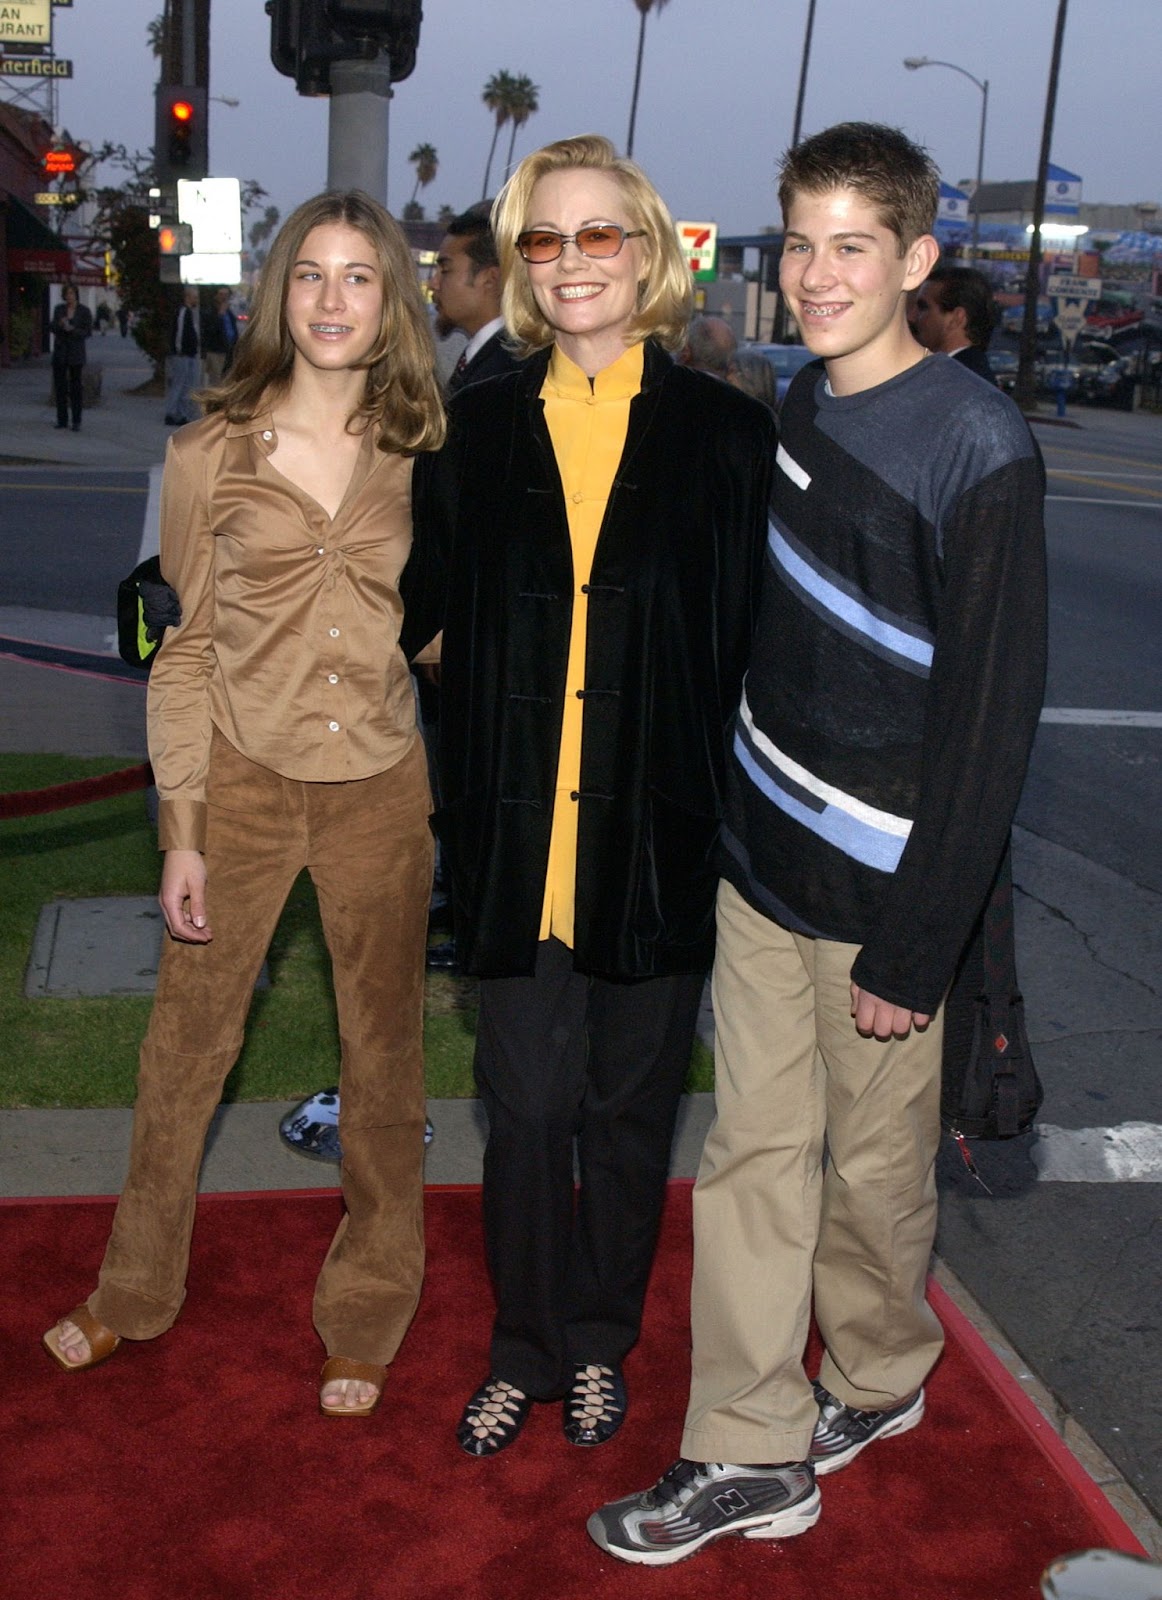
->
xmin=155 ymin=85 xmax=208 ymax=184
xmin=158 ymin=222 xmax=194 ymax=256
xmin=266 ymin=0 xmax=422 ymax=95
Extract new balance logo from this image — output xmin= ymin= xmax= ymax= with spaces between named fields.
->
xmin=713 ymin=1487 xmax=750 ymax=1517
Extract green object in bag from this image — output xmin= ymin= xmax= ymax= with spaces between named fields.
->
xmin=116 ymin=556 xmax=181 ymax=671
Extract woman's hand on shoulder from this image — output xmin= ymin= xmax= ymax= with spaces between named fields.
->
xmin=159 ymin=848 xmax=213 ymax=942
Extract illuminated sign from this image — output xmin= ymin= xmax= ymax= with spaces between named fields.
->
xmin=43 ymin=147 xmax=76 ymax=174
xmin=34 ymin=190 xmax=80 ymax=205
xmin=0 ymin=1 xmax=52 ymax=46
xmin=676 ymin=221 xmax=718 ymax=283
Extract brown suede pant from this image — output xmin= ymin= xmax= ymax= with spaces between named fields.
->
xmin=89 ymin=729 xmax=434 ymax=1366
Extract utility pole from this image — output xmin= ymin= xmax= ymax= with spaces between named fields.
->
xmin=1015 ymin=0 xmax=1070 ymax=409
xmin=267 ymin=1 xmax=422 ymax=208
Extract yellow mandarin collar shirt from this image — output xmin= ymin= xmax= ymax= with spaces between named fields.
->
xmin=539 ymin=339 xmax=645 ymax=946
xmin=149 ymin=409 xmax=418 ymax=851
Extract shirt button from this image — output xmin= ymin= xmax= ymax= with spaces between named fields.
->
xmin=328 ymin=673 xmax=339 ymax=684
xmin=262 ymin=430 xmax=273 ymax=441
xmin=317 ymin=546 xmax=325 ymax=555
xmin=328 ymin=721 xmax=340 ymax=732
xmin=329 ymin=627 xmax=340 ymax=638
xmin=571 ymin=491 xmax=583 ymax=504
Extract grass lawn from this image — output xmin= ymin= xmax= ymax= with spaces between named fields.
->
xmin=1 ymin=754 xmax=713 ymax=1109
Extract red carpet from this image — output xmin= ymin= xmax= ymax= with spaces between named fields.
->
xmin=3 ymin=1185 xmax=1142 ymax=1600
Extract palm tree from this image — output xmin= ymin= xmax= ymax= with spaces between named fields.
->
xmin=480 ymin=70 xmax=518 ymax=199
xmin=625 ymin=0 xmax=671 ymax=159
xmin=408 ymin=143 xmax=439 ymax=205
xmin=503 ymin=75 xmax=540 ymax=178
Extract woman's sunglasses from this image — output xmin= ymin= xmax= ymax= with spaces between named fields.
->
xmin=516 ymin=225 xmax=647 ymax=264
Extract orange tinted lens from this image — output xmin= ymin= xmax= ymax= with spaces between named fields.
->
xmin=576 ymin=227 xmax=622 ymax=256
xmin=520 ymin=231 xmax=562 ymax=261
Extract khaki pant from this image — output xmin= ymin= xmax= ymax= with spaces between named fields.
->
xmin=682 ymin=880 xmax=945 ymax=1464
xmin=90 ymin=730 xmax=434 ymax=1366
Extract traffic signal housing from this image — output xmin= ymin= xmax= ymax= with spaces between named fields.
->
xmin=266 ymin=0 xmax=422 ymax=95
xmin=155 ymin=85 xmax=208 ymax=183
xmin=158 ymin=222 xmax=194 ymax=256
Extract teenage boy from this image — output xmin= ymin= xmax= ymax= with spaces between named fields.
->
xmin=588 ymin=122 xmax=1046 ymax=1567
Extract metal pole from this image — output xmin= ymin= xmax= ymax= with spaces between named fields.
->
xmin=1015 ymin=0 xmax=1070 ymax=409
xmin=327 ymin=56 xmax=392 ymax=204
xmin=971 ymin=79 xmax=988 ymax=269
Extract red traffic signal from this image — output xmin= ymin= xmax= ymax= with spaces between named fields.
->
xmin=154 ymin=85 xmax=208 ymax=183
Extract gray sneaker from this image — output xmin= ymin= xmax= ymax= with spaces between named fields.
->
xmin=587 ymin=1458 xmax=820 ymax=1566
xmin=810 ymin=1381 xmax=925 ymax=1475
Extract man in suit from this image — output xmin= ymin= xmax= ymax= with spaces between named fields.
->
xmin=911 ymin=264 xmax=998 ymax=383
xmin=164 ymin=286 xmax=203 ymax=425
xmin=431 ymin=206 xmax=518 ymax=394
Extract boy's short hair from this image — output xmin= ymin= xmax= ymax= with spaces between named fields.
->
xmin=925 ymin=264 xmax=999 ymax=349
xmin=778 ymin=122 xmax=939 ymax=253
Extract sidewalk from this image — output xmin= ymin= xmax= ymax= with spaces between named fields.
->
xmin=0 ymin=338 xmax=176 ymax=470
xmin=2 ymin=337 xmax=1160 ymax=1557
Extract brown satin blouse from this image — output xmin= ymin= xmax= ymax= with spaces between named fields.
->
xmin=148 ymin=409 xmax=418 ymax=851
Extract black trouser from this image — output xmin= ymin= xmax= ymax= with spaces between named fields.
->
xmin=54 ymin=363 xmax=83 ymax=427
xmin=474 ymin=936 xmax=705 ymax=1397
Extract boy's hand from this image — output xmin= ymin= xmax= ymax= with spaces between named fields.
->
xmin=850 ymin=984 xmax=930 ymax=1041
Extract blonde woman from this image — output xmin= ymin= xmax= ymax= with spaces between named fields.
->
xmin=405 ymin=136 xmax=775 ymax=1456
xmin=44 ymin=192 xmax=444 ymax=1418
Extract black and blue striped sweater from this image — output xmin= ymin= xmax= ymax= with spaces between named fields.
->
xmin=720 ymin=352 xmax=1047 ymax=1013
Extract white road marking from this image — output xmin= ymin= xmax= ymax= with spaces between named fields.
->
xmin=1041 ymin=708 xmax=1162 ymax=727
xmin=1032 ymin=1123 xmax=1162 ymax=1183
xmin=1046 ymin=495 xmax=1162 ymax=506
xmin=139 ymin=462 xmax=164 ymax=564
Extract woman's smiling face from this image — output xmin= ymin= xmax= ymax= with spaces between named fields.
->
xmin=524 ymin=167 xmax=647 ymax=373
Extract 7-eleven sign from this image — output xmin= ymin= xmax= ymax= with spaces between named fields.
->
xmin=676 ymin=220 xmax=718 ymax=282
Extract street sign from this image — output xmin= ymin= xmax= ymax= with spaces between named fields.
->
xmin=1052 ymin=300 xmax=1088 ymax=354
xmin=177 ymin=177 xmax=243 ymax=253
xmin=676 ymin=221 xmax=717 ymax=283
xmin=1046 ymin=273 xmax=1102 ymax=301
xmin=33 ymin=191 xmax=79 ymax=206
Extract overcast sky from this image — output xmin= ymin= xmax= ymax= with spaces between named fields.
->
xmin=41 ymin=1 xmax=1162 ymax=238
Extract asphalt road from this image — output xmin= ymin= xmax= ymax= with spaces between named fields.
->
xmin=935 ymin=409 xmax=1162 ymax=1521
xmin=1 ymin=406 xmax=1160 ymax=1522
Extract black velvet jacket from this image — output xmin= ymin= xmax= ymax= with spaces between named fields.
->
xmin=404 ymin=339 xmax=774 ymax=980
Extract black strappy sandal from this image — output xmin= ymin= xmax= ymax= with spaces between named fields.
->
xmin=563 ymin=1362 xmax=627 ymax=1446
xmin=457 ymin=1375 xmax=534 ymax=1456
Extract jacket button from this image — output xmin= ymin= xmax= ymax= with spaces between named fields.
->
xmin=569 ymin=791 xmax=579 ymax=802
xmin=580 ymin=583 xmax=590 ymax=594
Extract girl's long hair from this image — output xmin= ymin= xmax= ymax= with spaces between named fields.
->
xmin=203 ymin=190 xmax=445 ymax=455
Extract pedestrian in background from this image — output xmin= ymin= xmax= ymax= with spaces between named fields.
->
xmin=50 ymin=285 xmax=92 ymax=432
xmin=43 ymin=190 xmax=445 ymax=1420
xmin=911 ymin=263 xmax=999 ymax=382
xmin=202 ymin=286 xmax=240 ymax=385
xmin=164 ymin=285 xmax=203 ymax=426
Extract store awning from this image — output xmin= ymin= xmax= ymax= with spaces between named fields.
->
xmin=4 ymin=194 xmax=73 ymax=274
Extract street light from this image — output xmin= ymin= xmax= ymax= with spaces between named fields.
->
xmin=904 ymin=55 xmax=989 ymax=269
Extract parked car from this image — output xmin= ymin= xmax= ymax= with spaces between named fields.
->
xmin=745 ymin=342 xmax=819 ymax=404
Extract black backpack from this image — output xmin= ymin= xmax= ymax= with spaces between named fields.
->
xmin=941 ymin=843 xmax=1043 ymax=1177
xmin=117 ymin=555 xmax=181 ymax=671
